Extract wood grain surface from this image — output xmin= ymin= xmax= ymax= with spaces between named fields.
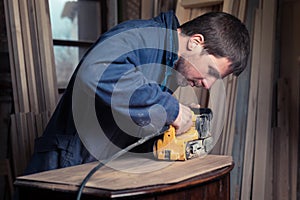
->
xmin=16 ymin=154 xmax=232 ymax=191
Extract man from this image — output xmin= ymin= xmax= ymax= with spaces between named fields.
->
xmin=25 ymin=11 xmax=249 ymax=174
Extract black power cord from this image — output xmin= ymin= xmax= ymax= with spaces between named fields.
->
xmin=76 ymin=133 xmax=161 ymax=200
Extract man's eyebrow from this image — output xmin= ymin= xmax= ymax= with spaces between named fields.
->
xmin=208 ymin=66 xmax=221 ymax=79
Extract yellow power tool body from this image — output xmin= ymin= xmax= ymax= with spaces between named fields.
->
xmin=153 ymin=108 xmax=213 ymax=161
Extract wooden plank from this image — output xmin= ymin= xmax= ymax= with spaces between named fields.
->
xmin=17 ymin=155 xmax=233 ymax=190
xmin=107 ymin=0 xmax=118 ymax=29
xmin=190 ymin=5 xmax=219 ymax=18
xmin=273 ymin=79 xmax=290 ymax=200
xmin=26 ymin=112 xmax=36 ymax=157
xmin=278 ymin=2 xmax=300 ymax=200
xmin=16 ymin=113 xmax=28 ymax=175
xmin=237 ymin=0 xmax=247 ymax=20
xmin=228 ymin=1 xmax=259 ymax=199
xmin=42 ymin=111 xmax=51 ymax=130
xmin=289 ymin=4 xmax=300 ymax=200
xmin=3 ymin=0 xmax=19 ymax=113
xmin=26 ymin=0 xmax=44 ymax=112
xmin=240 ymin=9 xmax=261 ymax=200
xmin=10 ymin=113 xmax=27 ymax=176
xmin=208 ymin=80 xmax=227 ymax=155
xmin=0 ymin=159 xmax=14 ymax=199
xmin=141 ymin=0 xmax=153 ymax=19
xmin=297 ymin=56 xmax=300 ymax=200
xmin=34 ymin=0 xmax=58 ymax=112
xmin=18 ymin=0 xmax=39 ymax=113
xmin=4 ymin=0 xmax=30 ymax=113
xmin=222 ymin=0 xmax=234 ymax=13
xmin=265 ymin=125 xmax=274 ymax=200
xmin=35 ymin=113 xmax=43 ymax=138
xmin=5 ymin=0 xmax=58 ymax=114
xmin=153 ymin=0 xmax=159 ymax=17
xmin=252 ymin=0 xmax=276 ymax=198
xmin=181 ymin=0 xmax=223 ymax=8
xmin=224 ymin=75 xmax=237 ymax=155
xmin=217 ymin=77 xmax=230 ymax=154
xmin=10 ymin=114 xmax=18 ymax=178
xmin=176 ymin=0 xmax=192 ymax=24
xmin=11 ymin=112 xmax=44 ymax=177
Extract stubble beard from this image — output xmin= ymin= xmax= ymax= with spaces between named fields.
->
xmin=174 ymin=57 xmax=189 ymax=87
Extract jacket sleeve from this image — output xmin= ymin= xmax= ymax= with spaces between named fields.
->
xmin=94 ymin=51 xmax=179 ymax=135
xmin=74 ymin=23 xmax=180 ymax=138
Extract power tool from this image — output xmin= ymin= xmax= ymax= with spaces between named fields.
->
xmin=153 ymin=108 xmax=213 ymax=161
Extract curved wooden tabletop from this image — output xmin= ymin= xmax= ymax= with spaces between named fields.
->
xmin=15 ymin=154 xmax=233 ymax=198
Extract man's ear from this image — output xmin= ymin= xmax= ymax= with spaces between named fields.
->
xmin=187 ymin=34 xmax=205 ymax=50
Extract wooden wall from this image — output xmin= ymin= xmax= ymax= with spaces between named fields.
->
xmin=175 ymin=0 xmax=300 ymax=199
xmin=4 ymin=0 xmax=58 ymax=178
xmin=276 ymin=1 xmax=300 ymax=199
xmin=0 ymin=0 xmax=13 ymax=198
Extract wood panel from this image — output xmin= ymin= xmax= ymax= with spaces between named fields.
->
xmin=278 ymin=2 xmax=300 ymax=200
xmin=240 ymin=8 xmax=261 ymax=200
xmin=4 ymin=0 xmax=30 ymax=113
xmin=251 ymin=0 xmax=276 ymax=199
xmin=4 ymin=0 xmax=58 ymax=114
xmin=16 ymin=155 xmax=233 ymax=200
xmin=10 ymin=111 xmax=51 ymax=177
xmin=181 ymin=0 xmax=223 ymax=8
xmin=4 ymin=0 xmax=58 ymax=178
xmin=17 ymin=173 xmax=231 ymax=200
xmin=34 ymin=0 xmax=58 ymax=112
xmin=141 ymin=0 xmax=154 ymax=19
xmin=17 ymin=155 xmax=232 ymax=190
xmin=273 ymin=79 xmax=290 ymax=200
xmin=0 ymin=159 xmax=14 ymax=200
xmin=18 ymin=0 xmax=39 ymax=112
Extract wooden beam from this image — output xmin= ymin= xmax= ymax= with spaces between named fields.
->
xmin=19 ymin=0 xmax=39 ymax=113
xmin=107 ymin=0 xmax=118 ymax=29
xmin=273 ymin=78 xmax=290 ymax=200
xmin=241 ymin=9 xmax=261 ymax=200
xmin=34 ymin=0 xmax=58 ymax=112
xmin=181 ymin=0 xmax=223 ymax=8
xmin=10 ymin=114 xmax=18 ymax=177
xmin=280 ymin=3 xmax=300 ymax=200
xmin=289 ymin=4 xmax=300 ymax=200
xmin=176 ymin=0 xmax=192 ymax=24
xmin=4 ymin=0 xmax=58 ymax=113
xmin=141 ymin=0 xmax=153 ymax=19
xmin=0 ymin=159 xmax=14 ymax=199
xmin=222 ymin=0 xmax=234 ymax=13
xmin=4 ymin=0 xmax=30 ymax=113
xmin=238 ymin=0 xmax=247 ymax=20
xmin=252 ymin=0 xmax=276 ymax=198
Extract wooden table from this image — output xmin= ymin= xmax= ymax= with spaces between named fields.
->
xmin=15 ymin=154 xmax=233 ymax=200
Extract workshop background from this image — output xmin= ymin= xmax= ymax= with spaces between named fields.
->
xmin=0 ymin=0 xmax=299 ymax=199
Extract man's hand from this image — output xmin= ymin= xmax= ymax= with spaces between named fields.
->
xmin=172 ymin=103 xmax=193 ymax=135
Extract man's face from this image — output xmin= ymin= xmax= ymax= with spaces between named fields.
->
xmin=175 ymin=49 xmax=232 ymax=89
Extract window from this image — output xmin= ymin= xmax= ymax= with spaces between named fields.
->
xmin=48 ymin=0 xmax=107 ymax=90
xmin=48 ymin=0 xmax=176 ymax=91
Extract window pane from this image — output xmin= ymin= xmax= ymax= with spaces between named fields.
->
xmin=54 ymin=46 xmax=82 ymax=88
xmin=49 ymin=0 xmax=102 ymax=89
xmin=49 ymin=0 xmax=101 ymax=41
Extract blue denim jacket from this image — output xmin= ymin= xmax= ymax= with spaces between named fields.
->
xmin=25 ymin=11 xmax=180 ymax=175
